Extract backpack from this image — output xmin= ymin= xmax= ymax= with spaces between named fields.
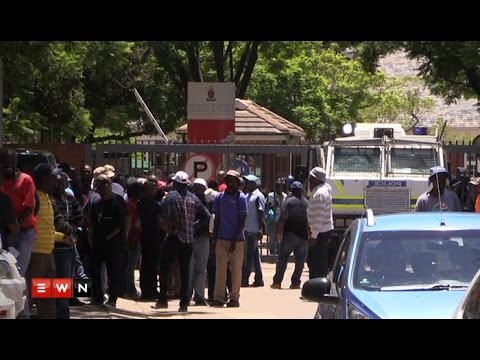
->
xmin=265 ymin=208 xmax=275 ymax=224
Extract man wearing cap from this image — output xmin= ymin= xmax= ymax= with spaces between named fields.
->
xmin=50 ymin=169 xmax=85 ymax=318
xmin=415 ymin=166 xmax=461 ymax=212
xmin=89 ymin=174 xmax=128 ymax=307
xmin=271 ymin=181 xmax=309 ymax=289
xmin=156 ymin=171 xmax=210 ymax=312
xmin=210 ymin=169 xmax=248 ymax=308
xmin=103 ymin=164 xmax=116 ymax=178
xmin=187 ymin=178 xmax=210 ymax=305
xmin=241 ymin=174 xmax=265 ymax=288
xmin=307 ymin=167 xmax=333 ymax=279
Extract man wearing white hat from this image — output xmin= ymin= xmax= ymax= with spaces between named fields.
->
xmin=187 ymin=178 xmax=210 ymax=305
xmin=307 ymin=167 xmax=333 ymax=279
xmin=156 ymin=171 xmax=210 ymax=312
xmin=415 ymin=166 xmax=461 ymax=212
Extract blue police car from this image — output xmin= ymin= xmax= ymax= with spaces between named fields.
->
xmin=302 ymin=210 xmax=480 ymax=319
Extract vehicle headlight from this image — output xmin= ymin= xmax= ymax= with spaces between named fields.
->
xmin=0 ymin=260 xmax=12 ymax=280
xmin=347 ymin=303 xmax=370 ymax=319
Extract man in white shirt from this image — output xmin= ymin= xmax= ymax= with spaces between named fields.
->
xmin=306 ymin=167 xmax=333 ymax=279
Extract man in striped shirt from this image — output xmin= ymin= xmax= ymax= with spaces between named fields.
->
xmin=156 ymin=171 xmax=210 ymax=312
xmin=306 ymin=167 xmax=333 ymax=279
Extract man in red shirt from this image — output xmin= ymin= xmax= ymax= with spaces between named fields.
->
xmin=0 ymin=149 xmax=36 ymax=277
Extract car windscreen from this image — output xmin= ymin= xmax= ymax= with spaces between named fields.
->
xmin=354 ymin=230 xmax=480 ymax=290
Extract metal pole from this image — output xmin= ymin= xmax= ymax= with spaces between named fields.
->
xmin=0 ymin=58 xmax=3 ymax=147
xmin=133 ymin=88 xmax=169 ymax=143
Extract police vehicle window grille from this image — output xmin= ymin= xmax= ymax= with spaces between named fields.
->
xmin=390 ymin=148 xmax=437 ymax=175
xmin=333 ymin=148 xmax=380 ymax=173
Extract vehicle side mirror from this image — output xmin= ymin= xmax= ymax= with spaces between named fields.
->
xmin=301 ymin=278 xmax=331 ymax=302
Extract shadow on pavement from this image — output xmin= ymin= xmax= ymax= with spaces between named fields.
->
xmin=71 ymin=304 xmax=221 ymax=319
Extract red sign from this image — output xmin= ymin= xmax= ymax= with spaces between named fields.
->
xmin=52 ymin=279 xmax=72 ymax=298
xmin=187 ymin=82 xmax=235 ymax=144
xmin=31 ymin=278 xmax=52 ymax=298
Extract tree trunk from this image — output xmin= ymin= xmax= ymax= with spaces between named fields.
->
xmin=211 ymin=41 xmax=224 ymax=82
xmin=233 ymin=42 xmax=251 ymax=85
xmin=225 ymin=41 xmax=234 ymax=82
xmin=183 ymin=42 xmax=203 ymax=82
xmin=236 ymin=41 xmax=260 ymax=99
xmin=464 ymin=67 xmax=480 ymax=98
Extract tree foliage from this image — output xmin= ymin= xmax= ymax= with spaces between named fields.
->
xmin=247 ymin=42 xmax=432 ymax=142
xmin=354 ymin=41 xmax=480 ymax=103
xmin=1 ymin=41 xmax=469 ymax=144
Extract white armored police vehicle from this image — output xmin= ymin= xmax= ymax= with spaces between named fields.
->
xmin=322 ymin=123 xmax=445 ymax=225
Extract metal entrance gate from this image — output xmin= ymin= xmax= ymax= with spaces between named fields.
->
xmin=92 ymin=143 xmax=322 ymax=192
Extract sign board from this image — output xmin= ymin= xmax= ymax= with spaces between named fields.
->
xmin=187 ymin=82 xmax=235 ymax=144
xmin=235 ymin=158 xmax=250 ymax=176
xmin=182 ymin=153 xmax=215 ymax=182
xmin=367 ymin=180 xmax=407 ymax=187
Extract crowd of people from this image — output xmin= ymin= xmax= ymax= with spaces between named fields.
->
xmin=3 ymin=146 xmax=476 ymax=319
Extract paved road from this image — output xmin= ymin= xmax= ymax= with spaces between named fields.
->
xmin=71 ymin=260 xmax=318 ymax=319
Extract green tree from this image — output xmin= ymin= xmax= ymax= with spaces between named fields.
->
xmin=1 ymin=41 xmax=91 ymax=143
xmin=248 ymin=42 xmax=435 ymax=142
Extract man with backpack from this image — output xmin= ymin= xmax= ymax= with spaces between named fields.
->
xmin=266 ymin=179 xmax=287 ymax=255
xmin=241 ymin=175 xmax=265 ymax=287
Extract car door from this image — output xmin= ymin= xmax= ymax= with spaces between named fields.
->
xmin=318 ymin=222 xmax=355 ymax=318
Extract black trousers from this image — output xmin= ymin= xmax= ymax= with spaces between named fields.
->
xmin=91 ymin=239 xmax=124 ymax=303
xmin=307 ymin=230 xmax=332 ymax=279
xmin=140 ymin=236 xmax=162 ymax=298
xmin=158 ymin=236 xmax=193 ymax=307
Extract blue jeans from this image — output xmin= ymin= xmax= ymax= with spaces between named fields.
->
xmin=188 ymin=236 xmax=209 ymax=302
xmin=266 ymin=222 xmax=280 ymax=255
xmin=53 ymin=247 xmax=74 ymax=319
xmin=11 ymin=227 xmax=36 ymax=277
xmin=242 ymin=231 xmax=263 ymax=284
xmin=273 ymin=232 xmax=307 ymax=286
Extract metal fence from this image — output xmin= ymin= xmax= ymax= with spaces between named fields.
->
xmin=91 ymin=143 xmax=322 ymax=192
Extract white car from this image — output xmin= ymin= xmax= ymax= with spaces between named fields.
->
xmin=0 ymin=249 xmax=26 ymax=319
